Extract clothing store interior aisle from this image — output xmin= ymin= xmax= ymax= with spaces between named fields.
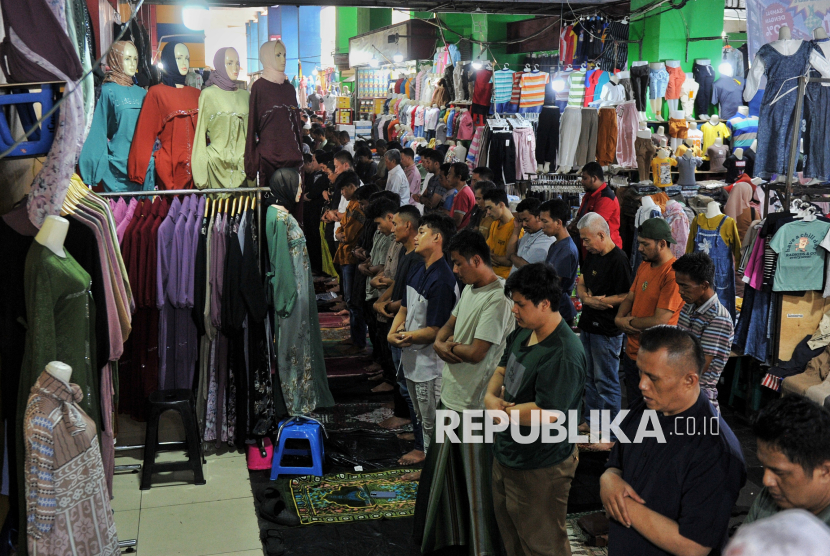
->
xmin=111 ymin=414 xmax=260 ymax=556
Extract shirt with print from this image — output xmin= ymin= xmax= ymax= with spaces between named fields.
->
xmin=626 ymin=258 xmax=684 ymax=359
xmin=451 ymin=185 xmax=476 ymax=229
xmin=333 ymin=199 xmax=365 ymax=265
xmin=770 ymin=219 xmax=830 ymax=292
xmin=494 ymin=321 xmax=586 ymax=470
xmin=651 ymin=156 xmax=677 ymax=188
xmin=401 ymin=257 xmax=459 ymax=382
xmin=685 ymin=214 xmax=742 ymax=261
xmin=510 ymin=229 xmax=556 ymax=275
xmin=579 ymin=246 xmax=632 ymax=336
xmin=677 ymin=295 xmax=734 ymax=394
xmin=488 ymin=217 xmax=518 ymax=279
xmin=441 ymin=279 xmax=515 ymax=411
xmin=606 ymin=392 xmax=746 ymax=556
xmin=546 ymin=235 xmax=579 ymax=322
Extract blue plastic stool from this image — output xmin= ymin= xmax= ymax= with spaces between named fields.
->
xmin=0 ymin=83 xmax=60 ymax=157
xmin=270 ymin=416 xmax=326 ymax=480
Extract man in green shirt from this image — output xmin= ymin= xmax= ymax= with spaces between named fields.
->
xmin=484 ymin=263 xmax=586 ymax=556
xmin=743 ymin=395 xmax=830 ymax=526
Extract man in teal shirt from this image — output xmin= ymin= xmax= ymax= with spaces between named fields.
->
xmin=743 ymin=395 xmax=830 ymax=526
xmin=484 ymin=262 xmax=586 ymax=556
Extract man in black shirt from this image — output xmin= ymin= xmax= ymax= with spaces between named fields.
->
xmin=575 ymin=212 xmax=632 ymax=443
xmin=601 ymin=326 xmax=746 ymax=556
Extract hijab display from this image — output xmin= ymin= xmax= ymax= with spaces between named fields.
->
xmin=192 ymin=47 xmax=249 ymax=189
xmin=245 ymin=40 xmax=304 ymax=185
xmin=79 ymin=41 xmax=153 ymax=193
xmin=128 ymin=42 xmax=201 ymax=190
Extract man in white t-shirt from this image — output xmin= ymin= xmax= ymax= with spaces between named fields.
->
xmin=384 ymin=149 xmax=410 ymax=206
xmin=413 ymin=228 xmax=514 ymax=551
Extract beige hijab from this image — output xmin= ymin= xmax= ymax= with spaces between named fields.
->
xmin=259 ymin=40 xmax=286 ymax=83
xmin=724 ymin=180 xmax=753 ymax=220
xmin=103 ymin=41 xmax=136 ymax=87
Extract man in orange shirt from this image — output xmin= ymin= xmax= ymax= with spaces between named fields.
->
xmin=614 ymin=218 xmax=684 ymax=407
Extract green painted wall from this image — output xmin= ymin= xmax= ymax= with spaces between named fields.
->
xmin=356 ymin=8 xmax=392 ymax=34
xmin=336 ymin=7 xmax=358 ymax=54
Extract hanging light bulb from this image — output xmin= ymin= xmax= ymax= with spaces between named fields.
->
xmin=552 ymin=77 xmax=566 ymax=92
xmin=472 ymin=59 xmax=483 ymax=70
xmin=312 ymin=67 xmax=319 ymax=76
xmin=393 ymin=52 xmax=404 ymax=63
xmin=369 ymin=56 xmax=379 ymax=68
xmin=718 ymin=62 xmax=733 ymax=76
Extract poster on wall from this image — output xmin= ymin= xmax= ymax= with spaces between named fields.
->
xmin=746 ymin=0 xmax=830 ymax=61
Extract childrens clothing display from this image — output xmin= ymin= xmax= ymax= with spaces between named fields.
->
xmin=726 ymin=114 xmax=758 ymax=151
xmin=635 ymin=137 xmax=658 ymax=181
xmin=651 ymin=156 xmax=677 ymax=187
xmin=771 ymin=219 xmax=830 ymax=292
xmin=708 ymin=144 xmax=729 ymax=172
xmin=701 ymin=121 xmax=731 ymax=155
xmin=677 ymin=155 xmax=703 ymax=186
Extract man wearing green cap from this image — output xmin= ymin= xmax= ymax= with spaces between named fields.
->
xmin=614 ymin=218 xmax=685 ymax=407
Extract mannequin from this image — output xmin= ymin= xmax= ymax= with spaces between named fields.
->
xmin=631 ymin=61 xmax=650 ymax=121
xmin=79 ymin=41 xmax=151 ymax=193
xmin=641 ymin=196 xmax=657 ymax=209
xmin=649 ymin=62 xmax=667 ymax=120
xmin=667 ymin=109 xmax=686 ymax=150
xmin=45 ymin=360 xmax=72 ymax=384
xmin=34 ymin=215 xmax=69 ymax=258
xmin=245 ymin=40 xmax=304 ymax=186
xmin=680 ymin=71 xmax=699 ymax=121
xmin=709 ymin=137 xmax=728 ymax=172
xmin=815 ymin=27 xmax=829 ymax=40
xmin=706 ymin=201 xmax=722 ymax=218
xmin=736 ymin=106 xmax=750 ymax=118
xmin=265 ymin=168 xmax=335 ymax=416
xmin=653 ymin=126 xmax=667 ymax=148
xmin=735 ymin=148 xmax=743 ymax=160
xmin=652 ymin=147 xmax=676 ymax=187
xmin=665 ymin=60 xmax=682 ymax=111
xmin=192 ymin=47 xmax=250 ymax=189
xmin=128 ymin=42 xmax=200 ymax=190
xmin=701 ymin=115 xmax=727 ymax=154
xmin=677 ymin=145 xmax=703 ymax=186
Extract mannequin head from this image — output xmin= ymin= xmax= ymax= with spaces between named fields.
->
xmin=122 ymin=42 xmax=138 ymax=76
xmin=174 ymin=43 xmax=190 ymax=75
xmin=273 ymin=40 xmax=287 ymax=72
xmin=224 ymin=48 xmax=240 ymax=81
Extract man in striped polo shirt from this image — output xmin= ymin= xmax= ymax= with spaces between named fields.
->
xmin=673 ymin=252 xmax=734 ymax=412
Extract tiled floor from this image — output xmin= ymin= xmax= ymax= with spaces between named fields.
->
xmin=113 ymin=414 xmax=262 ymax=556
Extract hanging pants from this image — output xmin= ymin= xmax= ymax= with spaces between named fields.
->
xmin=616 ymin=102 xmax=638 ymax=168
xmin=557 ymin=107 xmax=582 ymax=170
xmin=693 ymin=63 xmax=715 ymax=118
xmin=574 ymin=108 xmax=598 ymax=167
xmin=513 ymin=127 xmax=538 ymax=180
xmin=596 ymin=107 xmax=618 ymax=166
xmin=630 ymin=65 xmax=650 ymax=112
xmin=535 ymin=106 xmax=560 ymax=165
xmin=490 ymin=131 xmax=516 ymax=185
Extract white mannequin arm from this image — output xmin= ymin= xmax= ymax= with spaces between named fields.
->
xmin=809 ymin=50 xmax=830 ymax=78
xmin=744 ymin=56 xmax=765 ymax=101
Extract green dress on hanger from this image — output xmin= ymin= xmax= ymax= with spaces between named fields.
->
xmin=18 ymin=241 xmax=101 ymax=548
xmin=265 ymin=206 xmax=334 ymax=415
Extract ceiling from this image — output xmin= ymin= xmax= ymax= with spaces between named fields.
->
xmin=145 ymin=0 xmax=630 ymax=17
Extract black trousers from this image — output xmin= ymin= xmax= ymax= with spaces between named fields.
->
xmin=489 ymin=131 xmax=516 ymax=185
xmin=376 ymin=318 xmax=409 ymax=418
xmin=630 ymin=65 xmax=650 ymax=112
xmin=693 ymin=63 xmax=715 ymax=118
xmin=536 ymin=106 xmax=560 ymax=165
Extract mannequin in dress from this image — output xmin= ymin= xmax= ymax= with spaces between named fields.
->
xmin=128 ymin=42 xmax=201 ymax=190
xmin=79 ymin=41 xmax=151 ymax=192
xmin=265 ymin=168 xmax=334 ymax=416
xmin=192 ymin=47 xmax=250 ymax=189
xmin=245 ymin=40 xmax=304 ymax=186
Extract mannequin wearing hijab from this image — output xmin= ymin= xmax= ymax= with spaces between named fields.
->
xmin=245 ymin=40 xmax=304 ymax=185
xmin=79 ymin=41 xmax=154 ymax=192
xmin=128 ymin=42 xmax=201 ymax=189
xmin=265 ymin=166 xmax=335 ymax=416
xmin=192 ymin=47 xmax=250 ymax=189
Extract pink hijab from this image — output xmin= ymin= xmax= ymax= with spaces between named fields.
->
xmin=259 ymin=40 xmax=286 ymax=83
xmin=725 ymin=180 xmax=754 ymax=220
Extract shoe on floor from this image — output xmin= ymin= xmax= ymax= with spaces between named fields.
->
xmin=255 ymin=485 xmax=281 ymax=505
xmin=260 ymin=498 xmax=301 ymax=527
xmin=260 ymin=529 xmax=286 ymax=556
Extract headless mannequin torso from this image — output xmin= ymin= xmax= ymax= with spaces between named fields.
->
xmin=34 ymin=215 xmax=69 ymax=258
xmin=46 ymin=361 xmax=72 ymax=385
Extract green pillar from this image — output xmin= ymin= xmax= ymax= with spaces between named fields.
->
xmin=336 ymin=7 xmax=358 ymax=54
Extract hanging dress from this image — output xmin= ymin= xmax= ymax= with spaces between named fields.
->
xmin=692 ymin=214 xmax=738 ymax=323
xmin=803 ymin=39 xmax=830 ymax=182
xmin=754 ymin=41 xmax=813 ymax=179
xmin=265 ymin=207 xmax=335 ymax=415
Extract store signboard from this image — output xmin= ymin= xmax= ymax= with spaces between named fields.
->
xmin=746 ymin=0 xmax=830 ymax=60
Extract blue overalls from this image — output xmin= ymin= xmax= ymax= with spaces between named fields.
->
xmin=694 ymin=215 xmax=737 ymax=323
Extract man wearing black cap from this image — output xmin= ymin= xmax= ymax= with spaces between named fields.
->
xmin=614 ymin=218 xmax=685 ymax=407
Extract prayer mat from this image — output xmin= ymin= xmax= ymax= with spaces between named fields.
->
xmin=290 ymin=469 xmax=419 ymax=525
xmin=319 ymin=326 xmax=351 ymax=342
xmin=319 ymin=313 xmax=349 ymax=329
xmin=324 ymin=356 xmax=372 ymax=378
xmin=567 ymin=511 xmax=610 ymax=556
xmin=310 ymin=402 xmax=412 ymax=433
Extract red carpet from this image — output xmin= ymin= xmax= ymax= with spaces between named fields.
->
xmin=319 ymin=313 xmax=349 ymax=328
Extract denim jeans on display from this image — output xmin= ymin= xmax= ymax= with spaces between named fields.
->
xmin=581 ymin=332 xmax=624 ymax=440
xmin=392 ymin=346 xmax=424 ymax=452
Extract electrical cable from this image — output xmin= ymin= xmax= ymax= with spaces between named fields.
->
xmin=0 ymin=0 xmax=146 ymax=160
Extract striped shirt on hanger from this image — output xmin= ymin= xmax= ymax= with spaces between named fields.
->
xmin=519 ymin=72 xmax=550 ymax=108
xmin=493 ymin=69 xmax=515 ymax=103
xmin=568 ymin=69 xmax=587 ymax=106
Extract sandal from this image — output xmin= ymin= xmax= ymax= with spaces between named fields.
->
xmin=255 ymin=485 xmax=282 ymax=505
xmin=260 ymin=498 xmax=301 ymax=527
xmin=260 ymin=529 xmax=286 ymax=556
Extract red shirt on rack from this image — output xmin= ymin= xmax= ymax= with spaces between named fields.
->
xmin=576 ymin=182 xmax=622 ymax=250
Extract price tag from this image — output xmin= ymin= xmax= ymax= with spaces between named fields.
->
xmin=527 ymin=134 xmax=532 ymax=142
xmin=506 ymin=140 xmax=510 ymax=146
xmin=736 ymin=160 xmax=746 ymax=167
